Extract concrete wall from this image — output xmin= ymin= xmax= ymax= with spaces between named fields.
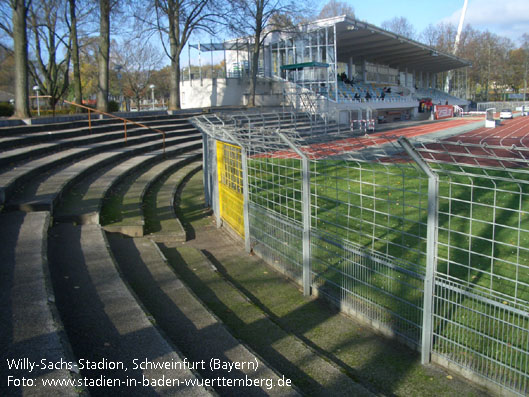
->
xmin=180 ymin=78 xmax=283 ymax=108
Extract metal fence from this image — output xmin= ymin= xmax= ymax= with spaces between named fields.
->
xmin=477 ymin=101 xmax=529 ymax=112
xmin=193 ymin=111 xmax=529 ymax=396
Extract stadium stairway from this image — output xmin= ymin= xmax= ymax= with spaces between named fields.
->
xmin=0 ymin=116 xmax=200 ymax=207
xmin=142 ymin=162 xmax=202 ymax=244
xmin=102 ymin=157 xmax=369 ymax=395
xmin=0 ymin=211 xmax=78 ymax=396
xmin=0 ymin=113 xmax=213 ymax=395
xmin=48 ymin=223 xmax=211 ymax=396
xmin=0 ymin=110 xmax=371 ymax=396
xmin=197 ymin=110 xmax=344 ymax=138
xmin=100 ymin=150 xmax=202 ymax=237
xmin=0 ymin=116 xmax=194 ymax=168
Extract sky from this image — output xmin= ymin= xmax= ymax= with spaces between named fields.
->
xmin=352 ymin=0 xmax=529 ymax=42
xmin=182 ymin=0 xmax=529 ymax=66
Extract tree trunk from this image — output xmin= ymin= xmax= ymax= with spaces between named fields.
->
xmin=12 ymin=0 xmax=31 ymax=119
xmin=168 ymin=9 xmax=181 ymax=112
xmin=169 ymin=56 xmax=181 ymax=111
xmin=249 ymin=40 xmax=260 ymax=107
xmin=97 ymin=0 xmax=110 ymax=112
xmin=69 ymin=0 xmax=82 ymax=111
xmin=248 ymin=2 xmax=263 ymax=107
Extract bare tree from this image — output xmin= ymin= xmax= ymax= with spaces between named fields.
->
xmin=132 ymin=0 xmax=218 ymax=111
xmin=226 ymin=1 xmax=302 ymax=107
xmin=381 ymin=16 xmax=416 ymax=40
xmin=112 ymin=40 xmax=163 ymax=110
xmin=420 ymin=21 xmax=518 ymax=101
xmin=318 ymin=0 xmax=354 ymax=19
xmin=27 ymin=0 xmax=72 ymax=114
xmin=420 ymin=23 xmax=439 ymax=47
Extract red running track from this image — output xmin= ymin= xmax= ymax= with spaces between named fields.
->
xmin=415 ymin=116 xmax=529 ymax=168
xmin=444 ymin=114 xmax=529 ymax=148
xmin=257 ymin=117 xmax=482 ymax=159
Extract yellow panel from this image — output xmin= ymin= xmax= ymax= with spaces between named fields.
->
xmin=217 ymin=141 xmax=244 ymax=237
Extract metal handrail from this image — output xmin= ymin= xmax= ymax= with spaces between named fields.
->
xmin=63 ymin=100 xmax=166 ymax=153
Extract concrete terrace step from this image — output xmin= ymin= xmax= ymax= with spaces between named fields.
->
xmin=145 ymin=162 xmax=202 ymax=244
xmin=163 ymin=245 xmax=373 ymax=396
xmin=0 ymin=116 xmax=194 ymax=150
xmin=0 ymin=112 xmax=201 ymax=138
xmin=102 ymin=151 xmax=202 ymax=237
xmin=5 ymin=136 xmax=202 ymax=213
xmin=0 ymin=128 xmax=201 ymax=206
xmin=0 ymin=211 xmax=78 ymax=396
xmin=107 ymin=235 xmax=299 ymax=396
xmin=54 ymin=148 xmax=200 ymax=225
xmin=193 ymin=112 xmax=330 ymax=136
xmin=0 ymin=121 xmax=197 ymax=169
xmin=48 ymin=223 xmax=211 ymax=396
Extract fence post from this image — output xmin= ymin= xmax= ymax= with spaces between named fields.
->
xmin=398 ymin=137 xmax=439 ymax=364
xmin=202 ymin=132 xmax=211 ymax=207
xmin=213 ymin=139 xmax=221 ymax=228
xmin=240 ymin=148 xmax=250 ymax=253
xmin=277 ymin=131 xmax=312 ymax=296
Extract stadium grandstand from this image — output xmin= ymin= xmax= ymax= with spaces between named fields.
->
xmin=183 ymin=15 xmax=471 ymax=124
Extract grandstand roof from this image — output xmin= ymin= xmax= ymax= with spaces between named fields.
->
xmin=190 ymin=16 xmax=471 ymax=74
xmin=310 ymin=16 xmax=471 ymax=73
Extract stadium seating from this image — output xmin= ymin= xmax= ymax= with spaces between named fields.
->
xmin=0 ymin=113 xmax=213 ymax=395
xmin=302 ymin=78 xmax=465 ymax=107
xmin=414 ymin=87 xmax=463 ymax=104
xmin=0 ymin=110 xmax=324 ymax=396
xmin=329 ymin=81 xmax=412 ymax=104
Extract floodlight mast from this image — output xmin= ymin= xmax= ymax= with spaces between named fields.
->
xmin=454 ymin=0 xmax=468 ymax=55
xmin=445 ymin=0 xmax=468 ymax=93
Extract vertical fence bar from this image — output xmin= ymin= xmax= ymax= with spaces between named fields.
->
xmin=213 ymin=138 xmax=221 ymax=228
xmin=398 ymin=137 xmax=439 ymax=364
xmin=241 ymin=148 xmax=250 ymax=252
xmin=277 ymin=131 xmax=311 ymax=296
xmin=301 ymin=154 xmax=311 ymax=296
xmin=202 ymin=133 xmax=211 ymax=207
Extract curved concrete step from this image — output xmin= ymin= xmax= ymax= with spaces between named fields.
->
xmin=0 ymin=122 xmax=198 ymax=169
xmin=102 ymin=151 xmax=202 ymax=237
xmin=107 ymin=234 xmax=299 ymax=396
xmin=48 ymin=223 xmax=211 ymax=396
xmin=144 ymin=162 xmax=203 ymax=243
xmin=3 ymin=133 xmax=201 ymax=211
xmin=163 ymin=245 xmax=373 ymax=396
xmin=0 ymin=211 xmax=78 ymax=396
xmin=0 ymin=125 xmax=194 ymax=168
xmin=54 ymin=148 xmax=199 ymax=225
xmin=0 ymin=112 xmax=200 ymax=138
xmin=0 ymin=117 xmax=201 ymax=205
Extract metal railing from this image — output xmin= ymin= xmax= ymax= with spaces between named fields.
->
xmin=477 ymin=101 xmax=529 ymax=112
xmin=63 ymin=100 xmax=166 ymax=153
xmin=196 ymin=110 xmax=529 ymax=396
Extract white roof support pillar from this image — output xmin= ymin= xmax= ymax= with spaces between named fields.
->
xmin=348 ymin=56 xmax=353 ymax=80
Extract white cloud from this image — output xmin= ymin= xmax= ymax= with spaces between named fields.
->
xmin=442 ymin=0 xmax=529 ymax=41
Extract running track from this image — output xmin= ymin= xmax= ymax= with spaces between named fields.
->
xmin=255 ymin=115 xmax=529 ymax=166
xmin=259 ymin=117 xmax=481 ymax=159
